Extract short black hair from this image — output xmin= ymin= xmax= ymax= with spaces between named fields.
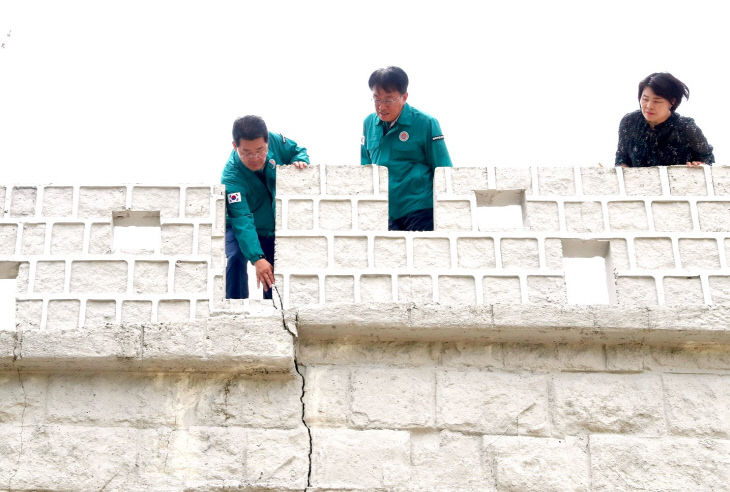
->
xmin=638 ymin=72 xmax=690 ymax=112
xmin=368 ymin=66 xmax=409 ymax=94
xmin=232 ymin=115 xmax=268 ymax=146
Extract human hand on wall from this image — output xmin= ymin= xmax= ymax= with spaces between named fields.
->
xmin=291 ymin=161 xmax=309 ymax=169
xmin=686 ymin=161 xmax=704 ymax=166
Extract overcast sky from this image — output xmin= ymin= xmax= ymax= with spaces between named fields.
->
xmin=1 ymin=0 xmax=727 ymax=184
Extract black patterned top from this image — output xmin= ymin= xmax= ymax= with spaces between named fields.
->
xmin=615 ymin=110 xmax=714 ymax=167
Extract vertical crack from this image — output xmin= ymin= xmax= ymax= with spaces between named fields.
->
xmin=8 ymin=368 xmax=28 ymax=490
xmin=273 ymin=286 xmax=312 ymax=491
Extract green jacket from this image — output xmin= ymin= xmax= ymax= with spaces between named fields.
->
xmin=222 ymin=132 xmax=309 ymax=263
xmin=361 ymin=103 xmax=452 ymax=219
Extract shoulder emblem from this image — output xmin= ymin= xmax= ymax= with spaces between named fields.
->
xmin=399 ymin=131 xmax=409 ymax=142
xmin=432 ymin=135 xmax=445 ymax=141
xmin=227 ymin=192 xmax=242 ymax=204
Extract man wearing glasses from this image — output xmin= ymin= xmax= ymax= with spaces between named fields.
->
xmin=222 ymin=115 xmax=309 ymax=299
xmin=361 ymin=66 xmax=452 ymax=231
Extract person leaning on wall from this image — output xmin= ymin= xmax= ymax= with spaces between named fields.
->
xmin=222 ymin=115 xmax=309 ymax=300
xmin=615 ymin=72 xmax=714 ymax=168
xmin=361 ymin=66 xmax=453 ymax=231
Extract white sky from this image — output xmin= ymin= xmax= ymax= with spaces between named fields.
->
xmin=0 ymin=0 xmax=728 ymax=184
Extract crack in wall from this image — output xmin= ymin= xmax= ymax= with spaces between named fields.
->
xmin=273 ymin=286 xmax=312 ymax=491
xmin=7 ymin=368 xmax=28 ymax=490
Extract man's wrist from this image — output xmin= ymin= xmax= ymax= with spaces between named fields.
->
xmin=252 ymin=254 xmax=266 ymax=263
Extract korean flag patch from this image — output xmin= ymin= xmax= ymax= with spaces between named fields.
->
xmin=227 ymin=192 xmax=242 ymax=204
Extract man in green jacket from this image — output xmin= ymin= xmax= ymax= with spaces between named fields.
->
xmin=361 ymin=66 xmax=452 ymax=231
xmin=222 ymin=115 xmax=309 ymax=299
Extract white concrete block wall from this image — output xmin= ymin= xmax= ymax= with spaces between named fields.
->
xmin=275 ymin=165 xmax=730 ymax=308
xmin=1 ymin=184 xmax=225 ymax=329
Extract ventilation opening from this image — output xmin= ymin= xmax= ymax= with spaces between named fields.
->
xmin=0 ymin=262 xmax=20 ymax=331
xmin=562 ymin=239 xmax=616 ymax=304
xmin=112 ymin=211 xmax=161 ymax=254
xmin=474 ymin=189 xmax=525 ymax=231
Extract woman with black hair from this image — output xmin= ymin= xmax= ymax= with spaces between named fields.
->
xmin=615 ymin=72 xmax=714 ymax=167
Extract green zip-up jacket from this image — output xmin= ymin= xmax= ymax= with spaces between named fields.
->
xmin=222 ymin=132 xmax=309 ymax=263
xmin=361 ymin=103 xmax=452 ymax=220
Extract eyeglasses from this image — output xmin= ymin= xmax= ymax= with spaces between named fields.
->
xmin=372 ymin=96 xmax=402 ymax=106
xmin=238 ymin=147 xmax=267 ymax=159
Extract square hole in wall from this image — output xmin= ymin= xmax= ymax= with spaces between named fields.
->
xmin=113 ymin=211 xmax=161 ymax=254
xmin=0 ymin=262 xmax=20 ymax=331
xmin=562 ymin=239 xmax=616 ymax=304
xmin=474 ymin=189 xmax=525 ymax=231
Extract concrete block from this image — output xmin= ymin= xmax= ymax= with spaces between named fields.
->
xmin=645 ymin=344 xmax=730 ymax=371
xmin=538 ymin=167 xmax=575 ymax=195
xmin=276 ymin=236 xmax=328 ymax=269
xmin=197 ymin=224 xmax=211 ymax=255
xmin=287 ymin=199 xmax=314 ymax=230
xmin=324 ymin=275 xmax=354 ymax=303
xmin=174 ymin=260 xmax=207 ymax=294
xmin=10 ymin=186 xmax=37 ymax=217
xmin=289 ymin=275 xmax=320 ymax=305
xmin=214 ymin=195 xmax=225 ymax=235
xmin=441 ymin=342 xmax=503 ymax=368
xmin=310 ymin=428 xmax=410 ymax=489
xmin=436 ymin=369 xmax=548 ymax=435
xmin=590 ymin=435 xmax=730 ymax=491
xmin=161 ymin=224 xmax=193 ymax=254
xmin=34 ymin=260 xmax=66 ymax=293
xmin=605 ymin=343 xmax=646 ymax=371
xmin=450 ymin=167 xmax=489 ymax=194
xmin=15 ymin=261 xmax=29 ymax=292
xmin=326 ymin=164 xmax=374 ymax=194
xmin=553 ymin=373 xmax=664 ymax=435
xmin=525 ymin=201 xmax=560 ymax=231
xmin=483 ymin=276 xmax=522 ymax=303
xmin=374 ymin=236 xmax=407 ymax=268
xmin=78 ymin=186 xmax=126 ymax=218
xmin=184 ymin=186 xmax=210 ymax=217
xmin=544 ymin=237 xmax=563 ymax=269
xmin=133 ymin=260 xmax=168 ymax=294
xmin=501 ymin=238 xmax=539 ymax=268
xmin=697 ymin=201 xmax=730 ymax=231
xmin=245 ymin=428 xmax=309 ymax=488
xmin=88 ymin=222 xmax=112 ymax=254
xmin=709 ymin=276 xmax=730 ymax=304
xmin=565 ymin=201 xmax=604 ymax=232
xmin=357 ymin=199 xmax=388 ymax=230
xmin=360 ymin=274 xmax=392 ymax=303
xmin=457 ymin=237 xmax=495 ymax=269
xmin=274 ymin=198 xmax=282 ymax=232
xmin=581 ymin=167 xmax=619 ymax=195
xmin=50 ymin=222 xmax=84 ymax=254
xmin=70 ymin=261 xmax=127 ymax=293
xmin=333 ymin=236 xmax=368 ymax=268
xmin=350 ymin=367 xmax=435 ymax=427
xmin=608 ymin=201 xmax=648 ymax=230
xmin=121 ymin=300 xmax=153 ymax=323
xmin=679 ymin=238 xmax=720 ymax=269
xmin=131 ymin=186 xmax=180 ymax=217
xmin=609 ymin=238 xmax=630 ymax=269
xmin=413 ymin=237 xmax=451 ymax=268
xmin=21 ymin=223 xmax=46 ymax=254
xmin=622 ymin=166 xmax=662 ymax=195
xmin=378 ymin=165 xmax=389 ymax=193
xmin=496 ymin=167 xmax=532 ymax=193
xmin=438 ymin=275 xmax=476 ymax=304
xmin=0 ymin=224 xmax=18 ymax=254
xmin=84 ymin=300 xmax=116 ymax=325
xmin=0 ymin=186 xmax=4 ymax=213
xmin=434 ymin=167 xmax=448 ymax=194
xmin=411 ymin=431 xmax=492 ymax=488
xmin=42 ymin=186 xmax=74 ymax=216
xmin=276 ymin=164 xmax=320 ymax=194
xmin=157 ymin=300 xmax=190 ymax=321
xmin=303 ymin=365 xmax=351 ymax=425
xmin=616 ymin=276 xmax=658 ymax=305
xmin=652 ymin=200 xmax=693 ymax=231
xmin=663 ymin=276 xmax=704 ymax=305
xmin=397 ymin=275 xmax=433 ymax=303
xmin=663 ymin=373 xmax=730 ymax=437
xmin=527 ymin=275 xmax=567 ymax=303
xmin=435 ymin=200 xmax=472 ymax=230
xmin=634 ymin=237 xmax=674 ymax=269
xmin=504 ymin=343 xmax=605 ymax=371
xmin=46 ymin=299 xmax=81 ymax=329
xmin=319 ymin=199 xmax=352 ymax=230
xmin=711 ymin=166 xmax=730 ymax=195
xmin=486 ymin=436 xmax=590 ymax=492
xmin=16 ymin=300 xmax=42 ymax=327
xmin=668 ymin=165 xmax=707 ymax=195
xmin=298 ymin=339 xmax=436 ymax=366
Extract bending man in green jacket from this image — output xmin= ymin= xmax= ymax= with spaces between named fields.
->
xmin=222 ymin=115 xmax=309 ymax=299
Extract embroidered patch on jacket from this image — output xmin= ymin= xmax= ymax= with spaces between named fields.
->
xmin=269 ymin=158 xmax=276 ymax=165
xmin=432 ymin=135 xmax=445 ymax=141
xmin=399 ymin=131 xmax=409 ymax=142
xmin=227 ymin=192 xmax=242 ymax=204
